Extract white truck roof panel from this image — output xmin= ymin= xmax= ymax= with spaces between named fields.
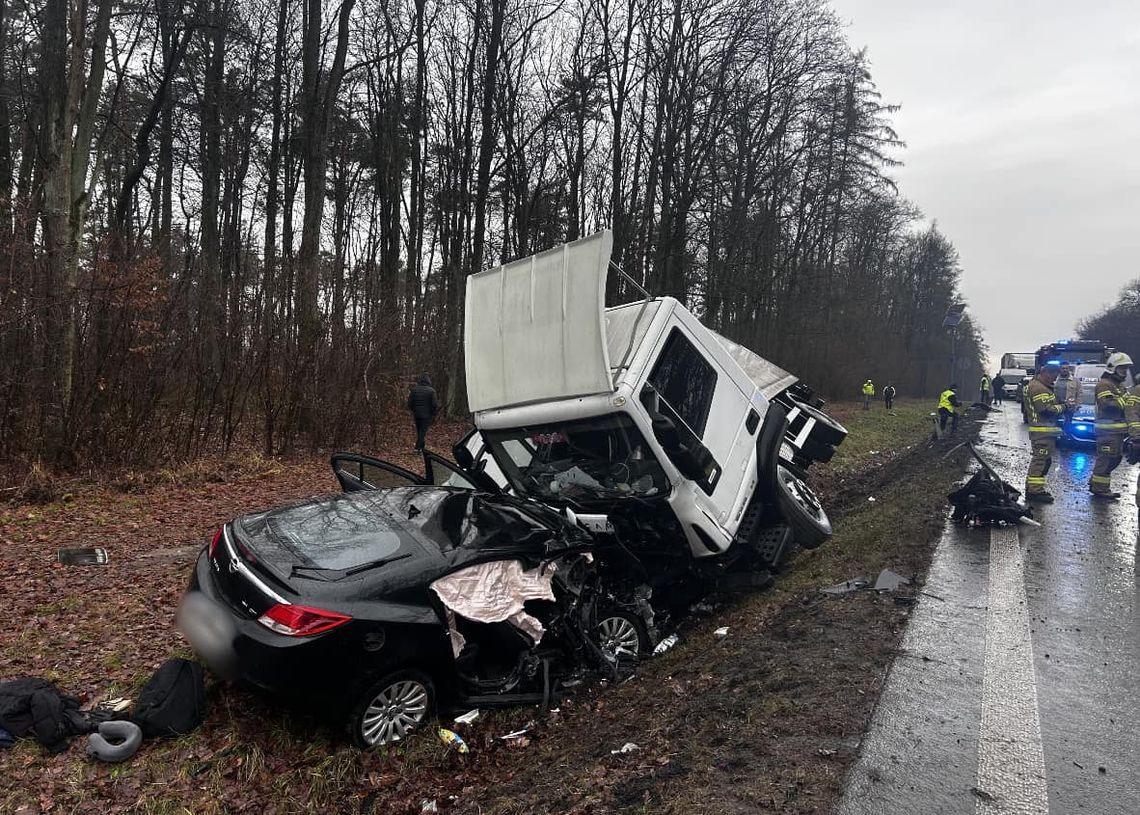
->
xmin=709 ymin=330 xmax=798 ymax=399
xmin=464 ymin=231 xmax=615 ymax=412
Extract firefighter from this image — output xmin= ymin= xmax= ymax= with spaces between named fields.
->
xmin=980 ymin=373 xmax=991 ymax=405
xmin=1089 ymin=352 xmax=1133 ymax=500
xmin=1023 ymin=361 xmax=1062 ymax=503
xmin=1127 ymin=380 xmax=1140 ymax=505
xmin=938 ymin=384 xmax=961 ymax=435
xmin=862 ymin=380 xmax=875 ymax=410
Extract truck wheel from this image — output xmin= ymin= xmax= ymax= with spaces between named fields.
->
xmin=798 ymin=437 xmax=837 ymax=464
xmin=776 ymin=463 xmax=831 ymax=549
xmin=791 ymin=401 xmax=847 ymax=447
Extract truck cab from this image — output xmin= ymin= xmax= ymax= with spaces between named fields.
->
xmin=462 ymin=231 xmax=846 ymax=570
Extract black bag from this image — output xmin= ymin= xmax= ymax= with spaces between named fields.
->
xmin=131 ymin=658 xmax=206 ymax=738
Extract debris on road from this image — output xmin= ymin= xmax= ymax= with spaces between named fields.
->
xmin=713 ymin=627 xmax=729 ymax=638
xmin=947 ymin=442 xmax=1039 ymax=527
xmin=499 ymin=729 xmax=529 ymax=740
xmin=438 ymin=728 xmax=469 ymax=754
xmin=653 ymin=633 xmax=679 ymax=655
xmin=453 ymin=709 xmax=480 ymax=725
xmin=867 ymin=496 xmax=877 ymax=502
xmin=420 ymin=800 xmax=438 ymax=813
xmin=822 ymin=578 xmax=868 ymax=595
xmin=57 ymin=547 xmax=109 ymax=566
xmin=610 ymin=742 xmax=640 ymax=755
xmin=873 ymin=569 xmax=910 ymax=592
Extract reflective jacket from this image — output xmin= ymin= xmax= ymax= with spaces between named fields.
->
xmin=862 ymin=382 xmax=875 ymax=396
xmin=1095 ymin=375 xmax=1130 ymax=436
xmin=980 ymin=376 xmax=990 ymax=392
xmin=1023 ymin=377 xmax=1061 ymax=436
xmin=938 ymin=389 xmax=959 ymax=413
xmin=1128 ymin=384 xmax=1140 ymax=437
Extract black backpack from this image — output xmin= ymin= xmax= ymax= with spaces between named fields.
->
xmin=131 ymin=658 xmax=206 ymax=738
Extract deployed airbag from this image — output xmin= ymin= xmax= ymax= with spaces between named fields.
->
xmin=430 ymin=560 xmax=556 ymax=652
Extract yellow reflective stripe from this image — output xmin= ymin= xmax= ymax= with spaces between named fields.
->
xmin=1095 ymin=422 xmax=1128 ymax=429
xmin=1028 ymin=426 xmax=1061 ymax=434
xmin=1090 ymin=475 xmax=1112 ymax=484
xmin=1026 ymin=477 xmax=1047 ymax=484
xmin=1031 ymin=393 xmax=1054 ymax=402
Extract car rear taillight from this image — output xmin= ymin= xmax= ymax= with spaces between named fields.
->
xmin=257 ymin=603 xmax=352 ymax=637
xmin=208 ymin=527 xmax=223 ymax=558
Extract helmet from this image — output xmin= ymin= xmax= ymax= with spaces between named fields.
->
xmin=1106 ymin=352 xmax=1133 ymax=374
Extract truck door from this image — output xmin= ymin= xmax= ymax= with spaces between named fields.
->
xmin=640 ymin=319 xmax=756 ymax=532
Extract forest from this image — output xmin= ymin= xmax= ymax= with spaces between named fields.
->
xmin=1077 ymin=278 xmax=1140 ymax=364
xmin=0 ymin=0 xmax=984 ymax=466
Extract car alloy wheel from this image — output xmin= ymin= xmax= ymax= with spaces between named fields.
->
xmin=353 ymin=672 xmax=433 ymax=748
xmin=597 ymin=613 xmax=645 ymax=664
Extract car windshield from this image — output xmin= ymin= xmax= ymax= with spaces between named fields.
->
xmin=482 ymin=413 xmax=669 ymax=507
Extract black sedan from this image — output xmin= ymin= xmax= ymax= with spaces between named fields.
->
xmin=178 ymin=468 xmax=646 ymax=748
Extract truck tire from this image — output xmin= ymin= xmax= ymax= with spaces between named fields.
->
xmin=798 ymin=437 xmax=837 ymax=464
xmin=791 ymin=401 xmax=847 ymax=447
xmin=776 ymin=463 xmax=831 ymax=549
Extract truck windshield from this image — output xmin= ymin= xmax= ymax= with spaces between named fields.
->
xmin=481 ymin=414 xmax=669 ymax=507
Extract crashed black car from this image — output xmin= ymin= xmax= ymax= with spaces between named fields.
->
xmin=179 ymin=473 xmax=647 ymax=748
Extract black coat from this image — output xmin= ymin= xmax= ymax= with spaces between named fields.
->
xmin=0 ymin=677 xmax=91 ymax=753
xmin=408 ymin=383 xmax=439 ymax=421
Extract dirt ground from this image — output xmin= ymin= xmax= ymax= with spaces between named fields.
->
xmin=0 ymin=400 xmax=986 ymax=814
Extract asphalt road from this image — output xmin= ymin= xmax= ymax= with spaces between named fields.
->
xmin=837 ymin=407 xmax=1140 ymax=815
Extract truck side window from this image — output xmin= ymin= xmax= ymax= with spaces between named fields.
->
xmin=647 ymin=328 xmax=717 ymax=438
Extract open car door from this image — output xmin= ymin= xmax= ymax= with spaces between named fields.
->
xmin=330 ymin=453 xmax=426 ymax=491
xmin=331 ymin=449 xmax=499 ymax=493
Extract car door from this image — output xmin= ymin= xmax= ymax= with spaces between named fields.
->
xmin=330 ymin=453 xmax=428 ymax=492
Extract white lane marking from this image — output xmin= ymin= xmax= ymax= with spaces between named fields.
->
xmin=975 ymin=525 xmax=1049 ymax=814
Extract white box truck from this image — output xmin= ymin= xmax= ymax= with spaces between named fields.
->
xmin=456 ymin=231 xmax=847 ymax=575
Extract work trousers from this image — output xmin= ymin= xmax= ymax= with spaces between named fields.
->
xmin=413 ymin=416 xmax=432 ymax=451
xmin=884 ymin=396 xmax=894 ymax=410
xmin=1025 ymin=434 xmax=1056 ymax=495
xmin=1090 ymin=432 xmax=1125 ymax=494
xmin=863 ymin=395 xmax=871 ymax=410
xmin=980 ymin=389 xmax=990 ymax=405
xmin=993 ymin=389 xmax=1003 ymax=404
xmin=938 ymin=408 xmax=957 ymax=434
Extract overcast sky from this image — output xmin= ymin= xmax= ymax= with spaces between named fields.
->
xmin=829 ymin=0 xmax=1140 ymax=371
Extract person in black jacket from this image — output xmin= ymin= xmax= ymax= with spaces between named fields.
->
xmin=408 ymin=373 xmax=439 ymax=452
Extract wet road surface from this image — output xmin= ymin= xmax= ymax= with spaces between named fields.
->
xmin=838 ymin=407 xmax=1140 ymax=814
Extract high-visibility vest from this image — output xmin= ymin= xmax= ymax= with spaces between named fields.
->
xmin=938 ymin=389 xmax=957 ymax=413
xmin=980 ymin=376 xmax=990 ymax=390
xmin=1024 ymin=378 xmax=1061 ymax=436
xmin=862 ymin=382 xmax=875 ymax=396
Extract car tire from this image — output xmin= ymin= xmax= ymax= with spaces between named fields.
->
xmin=776 ymin=463 xmax=832 ymax=549
xmin=596 ymin=611 xmax=650 ymax=665
xmin=790 ymin=401 xmax=847 ymax=447
xmin=348 ymin=669 xmax=435 ymax=749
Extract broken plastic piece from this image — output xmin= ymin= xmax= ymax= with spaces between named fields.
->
xmin=713 ymin=627 xmax=729 ymax=638
xmin=453 ymin=709 xmax=480 ymax=725
xmin=421 ymin=800 xmax=439 ymax=813
xmin=500 ymin=729 xmax=529 ymax=740
xmin=867 ymin=496 xmax=877 ymax=502
xmin=652 ymin=633 xmax=679 ymax=655
xmin=438 ymin=728 xmax=469 ymax=753
xmin=821 ymin=578 xmax=868 ymax=595
xmin=58 ymin=547 xmax=109 ymax=566
xmin=873 ymin=569 xmax=910 ymax=592
xmin=610 ymin=742 xmax=640 ymax=755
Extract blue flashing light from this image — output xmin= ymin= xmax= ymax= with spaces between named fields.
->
xmin=1072 ymin=453 xmax=1088 ymax=472
xmin=1074 ymin=423 xmax=1090 ymax=433
xmin=1048 ymin=359 xmax=1063 ymax=365
xmin=1057 ymin=340 xmax=1070 ymax=344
